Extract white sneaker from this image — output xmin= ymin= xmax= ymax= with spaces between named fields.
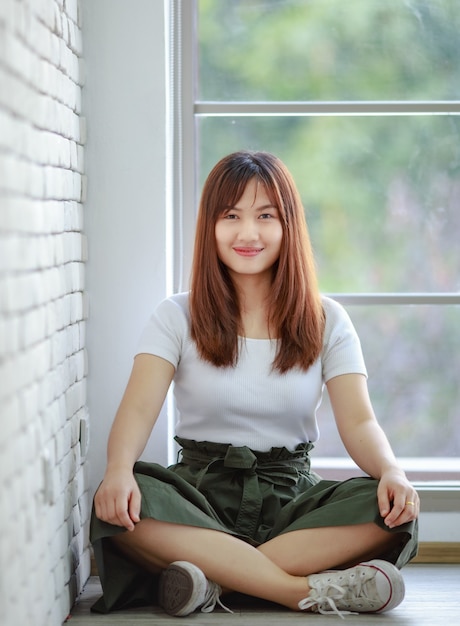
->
xmin=158 ymin=561 xmax=232 ymax=616
xmin=299 ymin=559 xmax=405 ymax=618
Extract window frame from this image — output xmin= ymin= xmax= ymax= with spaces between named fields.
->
xmin=170 ymin=0 xmax=460 ymax=502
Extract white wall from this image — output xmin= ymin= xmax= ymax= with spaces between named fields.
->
xmin=82 ymin=0 xmax=170 ymax=498
xmin=0 ymin=0 xmax=90 ymax=624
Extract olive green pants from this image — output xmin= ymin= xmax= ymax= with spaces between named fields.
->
xmin=90 ymin=437 xmax=418 ymax=613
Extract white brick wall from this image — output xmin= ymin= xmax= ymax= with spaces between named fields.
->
xmin=0 ymin=1 xmax=89 ymax=624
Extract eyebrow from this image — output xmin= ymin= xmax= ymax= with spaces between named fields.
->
xmin=227 ymin=204 xmax=277 ymax=211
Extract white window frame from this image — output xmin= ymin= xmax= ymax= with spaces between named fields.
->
xmin=168 ymin=0 xmax=460 ymax=510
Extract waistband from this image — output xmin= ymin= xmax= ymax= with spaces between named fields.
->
xmin=175 ymin=436 xmax=313 ymax=467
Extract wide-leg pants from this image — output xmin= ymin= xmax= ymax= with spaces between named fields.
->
xmin=90 ymin=437 xmax=418 ymax=613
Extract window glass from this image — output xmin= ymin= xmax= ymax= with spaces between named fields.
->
xmin=316 ymin=304 xmax=460 ymax=457
xmin=195 ymin=0 xmax=460 ymax=467
xmin=198 ymin=115 xmax=460 ymax=292
xmin=198 ymin=0 xmax=460 ymax=102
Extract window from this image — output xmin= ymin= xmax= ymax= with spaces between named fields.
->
xmin=171 ymin=0 xmax=460 ymax=483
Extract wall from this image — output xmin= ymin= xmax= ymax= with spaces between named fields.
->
xmin=0 ymin=0 xmax=89 ymax=625
xmin=82 ymin=0 xmax=169 ymax=499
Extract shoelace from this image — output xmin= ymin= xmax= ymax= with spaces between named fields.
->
xmin=200 ymin=582 xmax=234 ymax=614
xmin=299 ymin=579 xmax=362 ymax=619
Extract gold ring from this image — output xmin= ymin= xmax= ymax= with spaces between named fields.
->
xmin=406 ymin=501 xmax=415 ymax=506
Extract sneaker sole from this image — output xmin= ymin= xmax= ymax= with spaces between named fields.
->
xmin=362 ymin=559 xmax=406 ymax=613
xmin=158 ymin=561 xmax=207 ymax=617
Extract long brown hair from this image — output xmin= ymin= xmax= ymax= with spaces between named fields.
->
xmin=189 ymin=151 xmax=324 ymax=373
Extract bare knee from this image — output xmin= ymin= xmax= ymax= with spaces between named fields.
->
xmin=110 ymin=520 xmax=167 ymax=573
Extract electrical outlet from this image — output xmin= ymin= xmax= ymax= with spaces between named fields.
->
xmin=79 ymin=415 xmax=89 ymax=457
xmin=42 ymin=449 xmax=55 ymax=505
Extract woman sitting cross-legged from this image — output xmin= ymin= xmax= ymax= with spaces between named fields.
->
xmin=91 ymin=150 xmax=418 ymax=618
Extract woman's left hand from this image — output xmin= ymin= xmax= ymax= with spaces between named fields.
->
xmin=377 ymin=468 xmax=420 ymax=528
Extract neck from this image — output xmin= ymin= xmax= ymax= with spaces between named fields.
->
xmin=231 ymin=273 xmax=272 ymax=312
xmin=230 ymin=273 xmax=274 ymax=338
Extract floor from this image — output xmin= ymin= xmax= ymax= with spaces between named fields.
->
xmin=68 ymin=564 xmax=459 ymax=625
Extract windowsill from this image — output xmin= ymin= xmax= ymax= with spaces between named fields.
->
xmin=311 ymin=458 xmax=460 ymax=512
xmin=311 ymin=457 xmax=460 ymax=480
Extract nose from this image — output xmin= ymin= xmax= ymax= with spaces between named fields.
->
xmin=236 ymin=217 xmax=259 ymax=242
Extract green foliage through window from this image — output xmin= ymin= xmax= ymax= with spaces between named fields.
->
xmin=196 ymin=0 xmax=460 ymax=457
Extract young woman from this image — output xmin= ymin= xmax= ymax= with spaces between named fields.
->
xmin=91 ymin=151 xmax=418 ymax=618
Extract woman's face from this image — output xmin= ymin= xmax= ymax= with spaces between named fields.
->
xmin=214 ymin=178 xmax=283 ymax=281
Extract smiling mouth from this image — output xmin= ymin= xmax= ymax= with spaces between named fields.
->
xmin=233 ymin=247 xmax=264 ymax=256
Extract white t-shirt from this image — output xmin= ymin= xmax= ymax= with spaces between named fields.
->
xmin=136 ymin=293 xmax=367 ymax=452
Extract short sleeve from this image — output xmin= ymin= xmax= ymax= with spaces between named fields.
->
xmin=135 ymin=295 xmax=189 ymax=368
xmin=321 ymin=297 xmax=367 ymax=382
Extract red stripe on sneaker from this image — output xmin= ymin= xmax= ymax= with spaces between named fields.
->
xmin=369 ymin=563 xmax=392 ymax=612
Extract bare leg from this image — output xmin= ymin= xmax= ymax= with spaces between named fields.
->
xmin=113 ymin=519 xmax=398 ymax=611
xmin=113 ymin=519 xmax=309 ymax=610
xmin=258 ymin=522 xmax=400 ymax=576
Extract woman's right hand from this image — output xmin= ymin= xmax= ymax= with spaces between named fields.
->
xmin=94 ymin=468 xmax=141 ymax=531
xmin=94 ymin=354 xmax=175 ymax=531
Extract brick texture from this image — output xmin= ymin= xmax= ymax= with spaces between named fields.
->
xmin=0 ymin=1 xmax=89 ymax=624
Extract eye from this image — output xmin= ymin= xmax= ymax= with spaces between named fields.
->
xmin=259 ymin=213 xmax=275 ymax=219
xmin=223 ymin=212 xmax=238 ymax=219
